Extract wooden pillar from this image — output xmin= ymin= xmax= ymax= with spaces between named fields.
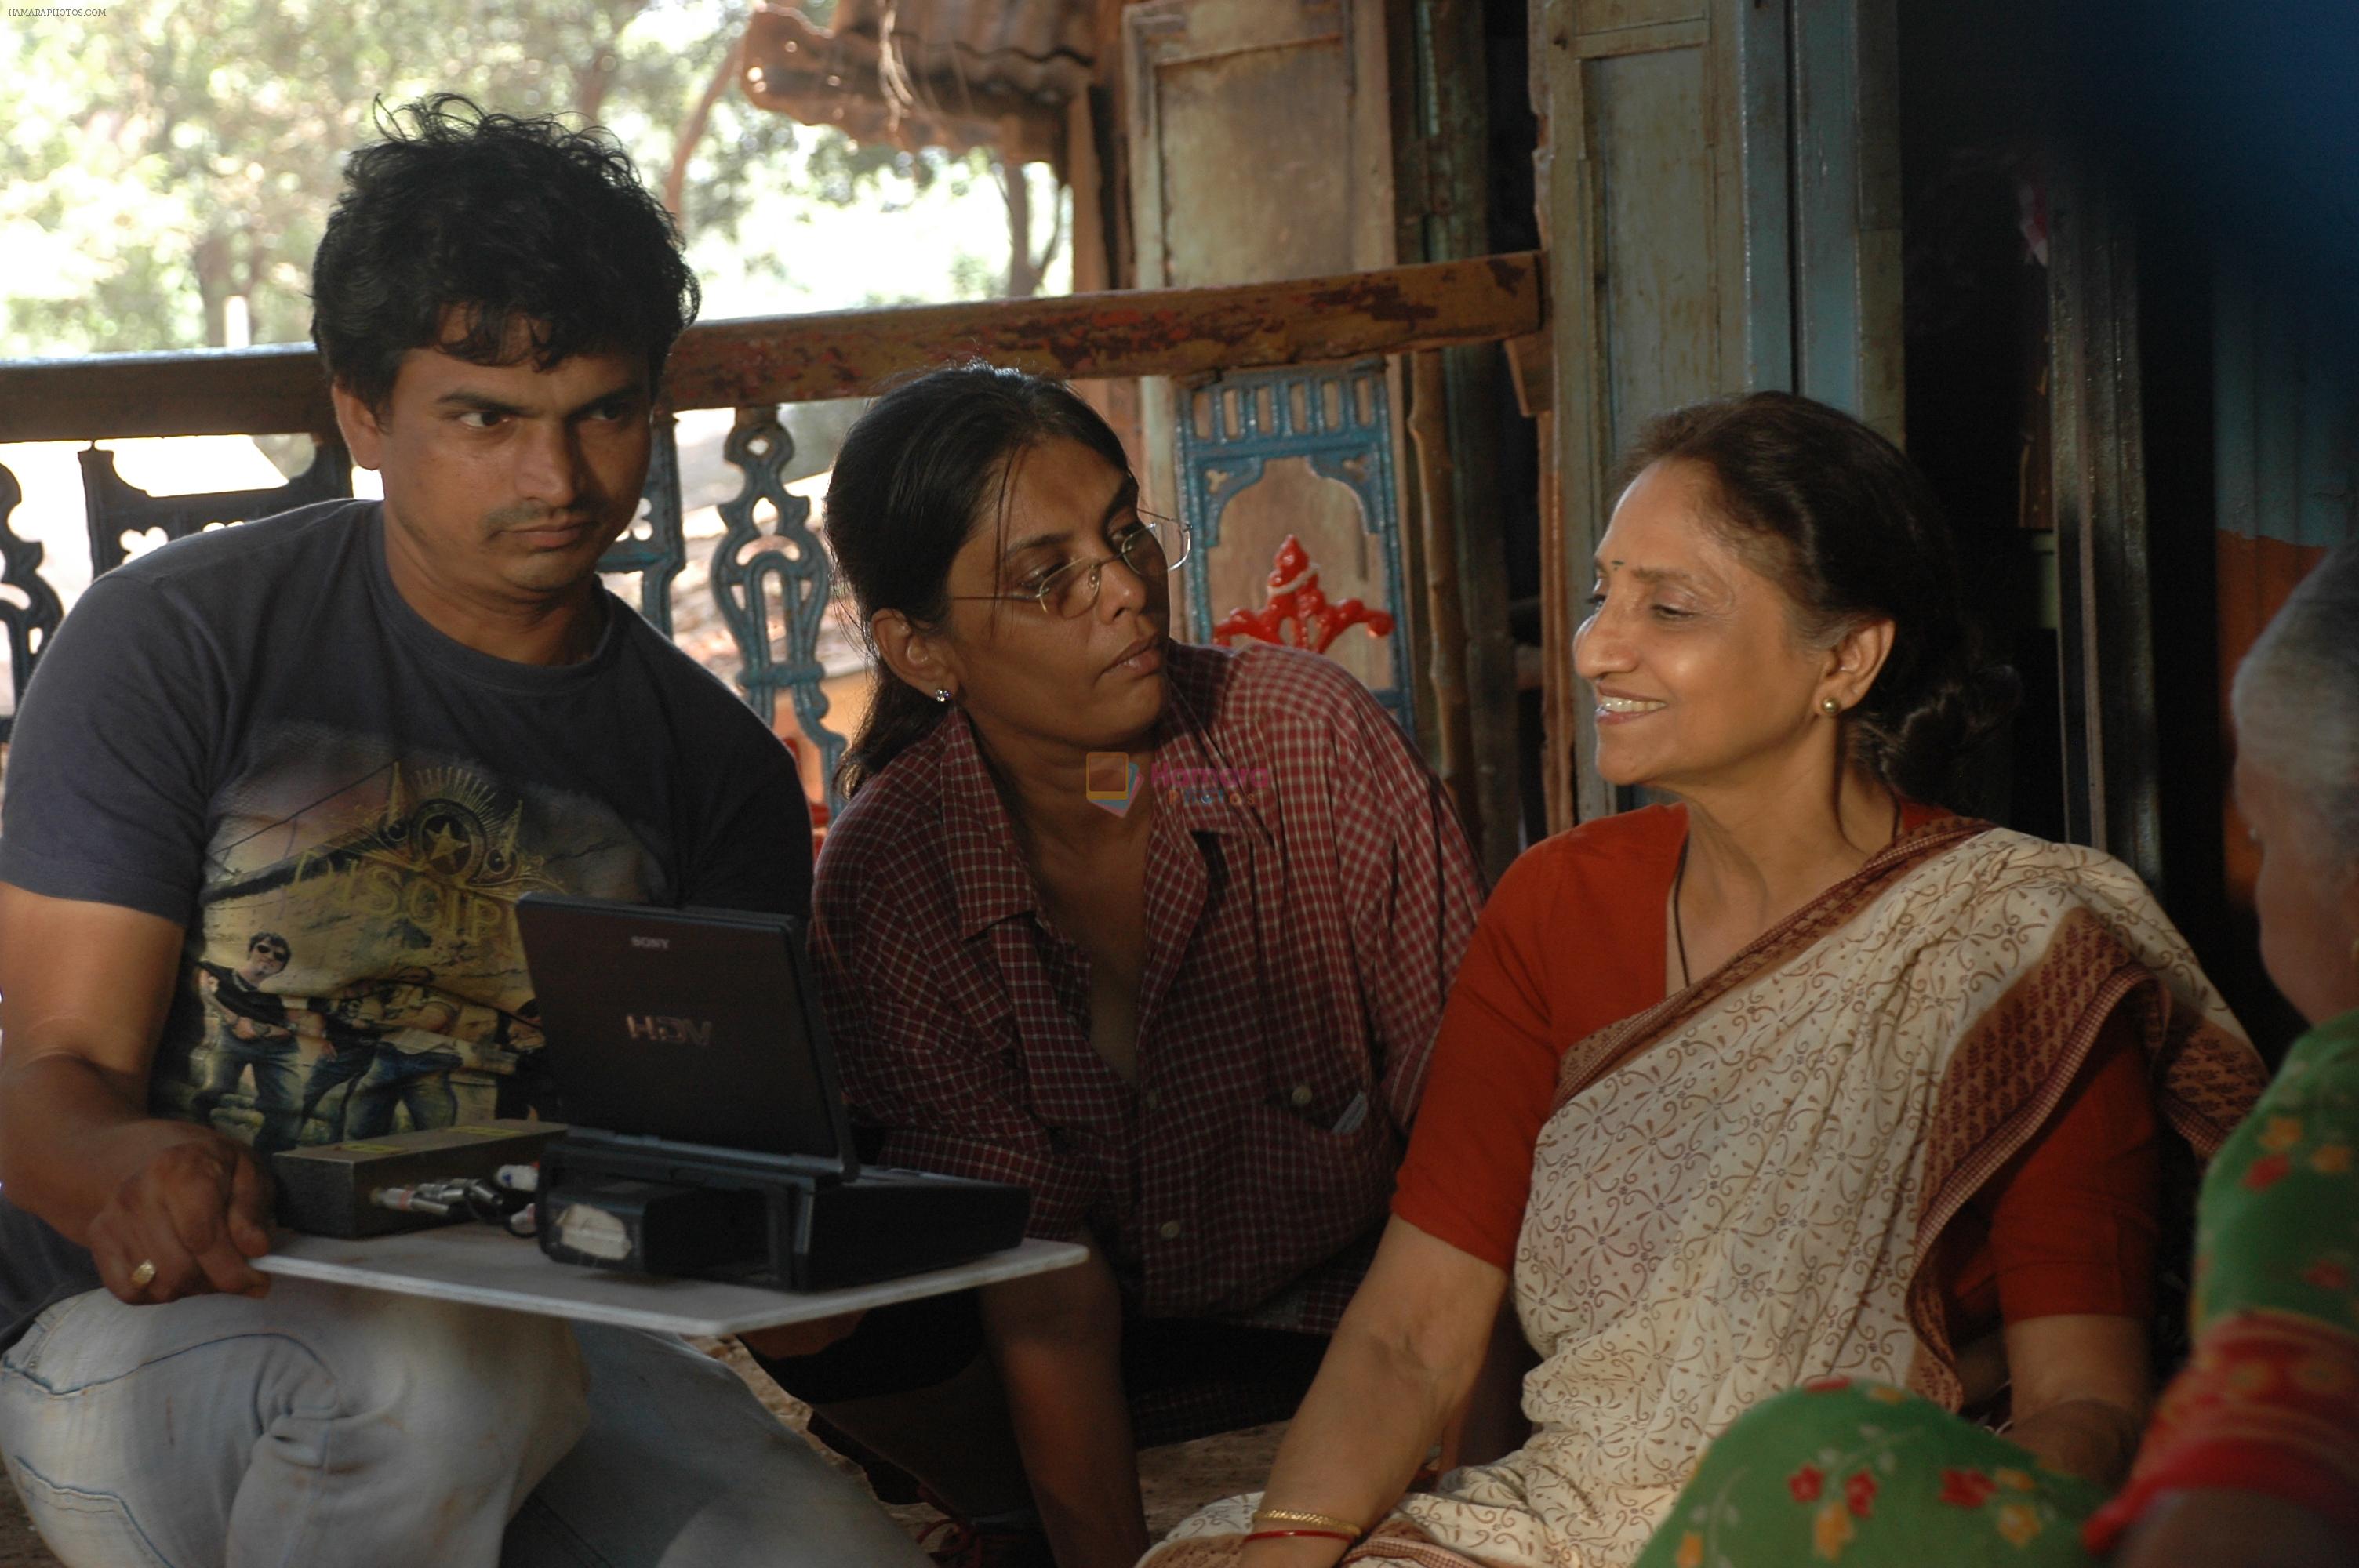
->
xmin=1396 ymin=0 xmax=1523 ymax=875
xmin=1408 ymin=349 xmax=1480 ymax=832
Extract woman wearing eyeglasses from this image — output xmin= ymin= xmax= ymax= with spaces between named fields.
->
xmin=746 ymin=365 xmax=1485 ymax=1568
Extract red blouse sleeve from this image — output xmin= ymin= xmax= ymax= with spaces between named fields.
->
xmin=1953 ymin=1007 xmax=2163 ymax=1327
xmin=1390 ymin=812 xmax=1677 ymax=1269
xmin=1388 ymin=846 xmax=1572 ymax=1269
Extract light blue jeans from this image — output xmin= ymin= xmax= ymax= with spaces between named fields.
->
xmin=0 ymin=1280 xmax=929 ymax=1568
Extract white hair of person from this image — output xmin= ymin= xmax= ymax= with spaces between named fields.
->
xmin=2231 ymin=540 xmax=2359 ymax=867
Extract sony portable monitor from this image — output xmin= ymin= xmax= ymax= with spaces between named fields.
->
xmin=514 ymin=892 xmax=1030 ymax=1290
xmin=513 ymin=894 xmax=857 ymax=1174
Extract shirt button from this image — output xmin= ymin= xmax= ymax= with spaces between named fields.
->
xmin=1142 ymin=1088 xmax=1162 ymax=1111
xmin=1289 ymin=1083 xmax=1314 ymax=1108
xmin=1158 ymin=1220 xmax=1183 ymax=1241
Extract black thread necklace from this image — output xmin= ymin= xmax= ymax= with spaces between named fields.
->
xmin=1671 ymin=837 xmax=1695 ymax=991
xmin=1671 ymin=796 xmax=1904 ymax=991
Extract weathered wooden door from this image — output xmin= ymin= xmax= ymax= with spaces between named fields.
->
xmin=1122 ymin=0 xmax=1430 ymax=742
xmin=1531 ymin=0 xmax=1903 ymax=825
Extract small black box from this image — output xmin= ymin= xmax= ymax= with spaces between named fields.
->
xmin=539 ymin=1178 xmax=769 ymax=1275
xmin=271 ymin=1120 xmax=565 ymax=1238
xmin=536 ymin=1131 xmax=1030 ymax=1291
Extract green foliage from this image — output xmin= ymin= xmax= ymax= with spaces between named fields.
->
xmin=0 ymin=0 xmax=983 ymax=357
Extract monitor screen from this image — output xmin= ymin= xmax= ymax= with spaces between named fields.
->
xmin=514 ymin=895 xmax=852 ymax=1170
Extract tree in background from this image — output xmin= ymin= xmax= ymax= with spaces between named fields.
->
xmin=1000 ymin=154 xmax=1066 ymax=299
xmin=0 ymin=0 xmax=1016 ymax=357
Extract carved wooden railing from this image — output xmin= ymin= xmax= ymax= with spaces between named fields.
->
xmin=0 ymin=252 xmax=1543 ymax=818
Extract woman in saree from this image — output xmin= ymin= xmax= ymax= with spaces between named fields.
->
xmin=1619 ymin=543 xmax=2359 ymax=1568
xmin=1147 ymin=391 xmax=2266 ymax=1568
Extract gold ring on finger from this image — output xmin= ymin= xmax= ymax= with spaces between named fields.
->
xmin=129 ymin=1260 xmax=158 ymax=1290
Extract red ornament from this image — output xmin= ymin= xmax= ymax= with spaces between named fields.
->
xmin=1210 ymin=535 xmax=1395 ymax=655
xmin=1845 ymin=1471 xmax=1878 ymax=1519
xmin=1787 ymin=1464 xmax=1826 ymax=1504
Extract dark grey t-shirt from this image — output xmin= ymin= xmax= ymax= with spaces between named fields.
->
xmin=0 ymin=499 xmax=811 ymax=1341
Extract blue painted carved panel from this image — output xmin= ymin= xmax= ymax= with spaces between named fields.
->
xmin=707 ymin=408 xmax=845 ymax=820
xmin=1172 ymin=362 xmax=1413 ymax=729
xmin=597 ymin=414 xmax=689 ymax=638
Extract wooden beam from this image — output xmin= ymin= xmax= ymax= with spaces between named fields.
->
xmin=0 ymin=252 xmax=1545 ymax=442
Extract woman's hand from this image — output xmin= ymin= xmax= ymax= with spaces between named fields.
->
xmin=1241 ymin=1535 xmax=1360 ymax=1568
xmin=1241 ymin=1218 xmax=1508 ymax=1566
xmin=1998 ymin=1313 xmax=2148 ymax=1486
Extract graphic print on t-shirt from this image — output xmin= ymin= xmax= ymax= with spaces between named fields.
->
xmin=148 ymin=722 xmax=659 ymax=1152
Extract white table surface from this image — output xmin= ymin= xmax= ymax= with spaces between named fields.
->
xmin=256 ymin=1227 xmax=1087 ymax=1337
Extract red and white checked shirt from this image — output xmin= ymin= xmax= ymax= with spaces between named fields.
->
xmin=811 ymin=641 xmax=1484 ymax=1333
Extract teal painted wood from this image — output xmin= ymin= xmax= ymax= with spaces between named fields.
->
xmin=1174 ymin=364 xmax=1414 ymax=731
xmin=1790 ymin=0 xmax=1902 ymax=434
xmin=707 ymin=409 xmax=845 ymax=819
xmin=1736 ymin=0 xmax=1795 ymax=393
xmin=595 ymin=415 xmax=688 ymax=638
xmin=1534 ymin=0 xmax=1901 ymax=829
xmin=1591 ymin=45 xmax=1719 ymax=458
xmin=1791 ymin=0 xmax=1863 ymax=419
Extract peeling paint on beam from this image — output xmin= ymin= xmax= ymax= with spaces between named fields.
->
xmin=0 ymin=343 xmax=333 ymax=444
xmin=0 ymin=252 xmax=1543 ymax=442
xmin=668 ymin=251 xmax=1543 ymax=407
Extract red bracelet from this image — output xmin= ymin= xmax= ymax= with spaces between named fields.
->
xmin=1243 ymin=1528 xmax=1357 ymax=1543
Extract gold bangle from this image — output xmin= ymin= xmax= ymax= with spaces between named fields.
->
xmin=1251 ymin=1508 xmax=1363 ymax=1534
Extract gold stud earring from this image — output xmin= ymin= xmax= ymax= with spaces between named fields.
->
xmin=1821 ymin=698 xmax=1842 ymax=717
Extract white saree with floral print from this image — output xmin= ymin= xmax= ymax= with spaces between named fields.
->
xmin=1149 ymin=819 xmax=2263 ymax=1568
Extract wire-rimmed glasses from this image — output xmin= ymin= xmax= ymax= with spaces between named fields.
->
xmin=950 ymin=510 xmax=1194 ymax=620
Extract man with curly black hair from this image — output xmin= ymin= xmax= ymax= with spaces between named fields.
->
xmin=0 ymin=99 xmax=929 ymax=1566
